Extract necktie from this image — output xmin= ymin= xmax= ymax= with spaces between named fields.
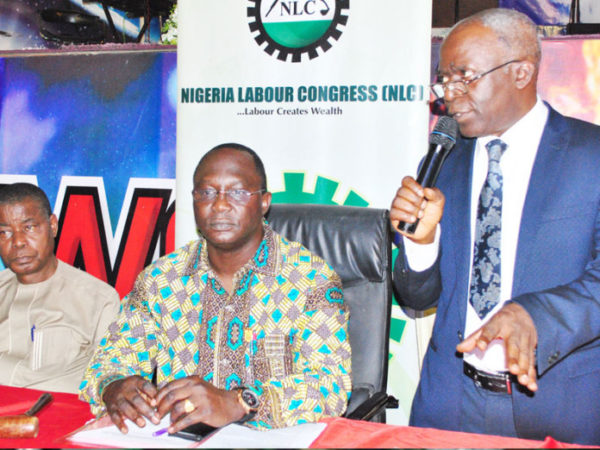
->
xmin=469 ymin=139 xmax=507 ymax=319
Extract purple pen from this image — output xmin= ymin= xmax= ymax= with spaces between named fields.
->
xmin=152 ymin=427 xmax=169 ymax=437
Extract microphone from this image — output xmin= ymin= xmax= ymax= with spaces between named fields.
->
xmin=398 ymin=116 xmax=459 ymax=234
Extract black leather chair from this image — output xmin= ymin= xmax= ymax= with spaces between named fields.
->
xmin=266 ymin=203 xmax=397 ymax=422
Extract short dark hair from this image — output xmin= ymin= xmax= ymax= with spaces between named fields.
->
xmin=0 ymin=183 xmax=52 ymax=218
xmin=193 ymin=143 xmax=268 ymax=191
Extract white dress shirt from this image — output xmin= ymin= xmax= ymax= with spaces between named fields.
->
xmin=404 ymin=97 xmax=549 ymax=373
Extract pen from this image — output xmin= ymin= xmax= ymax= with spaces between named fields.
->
xmin=30 ymin=325 xmax=35 ymax=342
xmin=152 ymin=427 xmax=169 ymax=437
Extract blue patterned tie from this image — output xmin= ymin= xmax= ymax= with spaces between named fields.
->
xmin=469 ymin=139 xmax=507 ymax=319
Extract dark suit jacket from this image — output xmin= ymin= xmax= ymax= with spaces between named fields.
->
xmin=394 ymin=105 xmax=600 ymax=445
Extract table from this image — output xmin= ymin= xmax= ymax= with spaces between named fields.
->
xmin=0 ymin=385 xmax=93 ymax=448
xmin=0 ymin=385 xmax=588 ymax=448
xmin=312 ymin=417 xmax=587 ymax=448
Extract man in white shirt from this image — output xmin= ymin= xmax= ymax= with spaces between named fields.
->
xmin=0 ymin=182 xmax=120 ymax=393
xmin=390 ymin=8 xmax=600 ymax=445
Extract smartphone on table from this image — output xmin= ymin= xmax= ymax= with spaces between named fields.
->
xmin=172 ymin=421 xmax=218 ymax=441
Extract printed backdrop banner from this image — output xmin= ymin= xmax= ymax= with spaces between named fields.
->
xmin=176 ymin=0 xmax=432 ymax=424
xmin=499 ymin=0 xmax=600 ymax=25
xmin=499 ymin=0 xmax=570 ymax=25
xmin=0 ymin=51 xmax=176 ymax=299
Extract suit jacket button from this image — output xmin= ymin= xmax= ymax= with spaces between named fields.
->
xmin=548 ymin=351 xmax=560 ymax=364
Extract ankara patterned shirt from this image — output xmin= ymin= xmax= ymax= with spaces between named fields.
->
xmin=79 ymin=224 xmax=352 ymax=429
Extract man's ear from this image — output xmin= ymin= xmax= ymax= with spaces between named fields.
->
xmin=513 ymin=60 xmax=536 ymax=89
xmin=49 ymin=214 xmax=58 ymax=238
xmin=261 ymin=191 xmax=272 ymax=216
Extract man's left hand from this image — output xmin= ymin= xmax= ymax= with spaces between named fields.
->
xmin=155 ymin=376 xmax=245 ymax=433
xmin=456 ymin=303 xmax=539 ymax=391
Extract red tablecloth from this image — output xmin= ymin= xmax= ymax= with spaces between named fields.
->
xmin=0 ymin=385 xmax=591 ymax=448
xmin=312 ymin=417 xmax=589 ymax=449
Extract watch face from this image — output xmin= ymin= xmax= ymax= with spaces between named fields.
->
xmin=242 ymin=389 xmax=260 ymax=409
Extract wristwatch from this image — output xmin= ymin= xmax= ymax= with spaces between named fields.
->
xmin=235 ymin=387 xmax=260 ymax=423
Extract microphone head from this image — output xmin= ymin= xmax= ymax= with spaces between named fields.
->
xmin=430 ymin=116 xmax=458 ymax=150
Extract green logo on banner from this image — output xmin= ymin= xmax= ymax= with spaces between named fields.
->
xmin=271 ymin=172 xmax=367 ymax=206
xmin=247 ymin=0 xmax=349 ymax=62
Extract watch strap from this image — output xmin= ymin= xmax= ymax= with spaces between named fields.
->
xmin=236 ymin=409 xmax=257 ymax=424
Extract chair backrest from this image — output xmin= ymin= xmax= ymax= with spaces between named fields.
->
xmin=266 ymin=203 xmax=393 ymax=416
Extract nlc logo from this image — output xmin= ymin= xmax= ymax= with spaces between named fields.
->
xmin=0 ymin=176 xmax=175 ymax=299
xmin=247 ymin=0 xmax=349 ymax=62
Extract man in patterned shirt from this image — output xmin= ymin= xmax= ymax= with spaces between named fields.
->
xmin=79 ymin=143 xmax=351 ymax=434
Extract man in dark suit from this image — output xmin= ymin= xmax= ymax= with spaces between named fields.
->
xmin=391 ymin=8 xmax=600 ymax=445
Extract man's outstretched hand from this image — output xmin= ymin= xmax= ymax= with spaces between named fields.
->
xmin=457 ymin=302 xmax=538 ymax=391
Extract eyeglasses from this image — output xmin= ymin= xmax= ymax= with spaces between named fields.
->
xmin=430 ymin=59 xmax=522 ymax=100
xmin=192 ymin=188 xmax=265 ymax=204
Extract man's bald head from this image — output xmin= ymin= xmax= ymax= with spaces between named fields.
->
xmin=448 ymin=8 xmax=541 ymax=72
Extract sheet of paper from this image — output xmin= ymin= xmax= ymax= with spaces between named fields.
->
xmin=198 ymin=422 xmax=327 ymax=448
xmin=67 ymin=415 xmax=196 ymax=448
xmin=69 ymin=414 xmax=326 ymax=449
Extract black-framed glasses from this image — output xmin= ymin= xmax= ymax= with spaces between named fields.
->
xmin=430 ymin=59 xmax=522 ymax=100
xmin=192 ymin=188 xmax=265 ymax=204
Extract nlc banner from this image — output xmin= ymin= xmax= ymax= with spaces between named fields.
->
xmin=176 ymin=0 xmax=433 ymax=425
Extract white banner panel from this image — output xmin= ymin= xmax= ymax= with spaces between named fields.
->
xmin=177 ymin=0 xmax=432 ymax=425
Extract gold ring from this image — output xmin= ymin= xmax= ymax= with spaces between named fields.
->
xmin=183 ymin=399 xmax=195 ymax=414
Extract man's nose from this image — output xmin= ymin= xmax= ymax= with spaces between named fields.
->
xmin=212 ymin=191 xmax=233 ymax=210
xmin=443 ymin=85 xmax=458 ymax=103
xmin=11 ymin=230 xmax=27 ymax=247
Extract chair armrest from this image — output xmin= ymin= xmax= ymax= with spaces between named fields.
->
xmin=344 ymin=391 xmax=398 ymax=421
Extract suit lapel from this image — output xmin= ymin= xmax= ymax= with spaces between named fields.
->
xmin=513 ymin=107 xmax=568 ymax=296
xmin=448 ymin=137 xmax=476 ymax=328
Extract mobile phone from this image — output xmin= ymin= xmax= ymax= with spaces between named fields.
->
xmin=172 ymin=421 xmax=218 ymax=441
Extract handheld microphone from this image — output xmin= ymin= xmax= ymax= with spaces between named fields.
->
xmin=398 ymin=116 xmax=459 ymax=234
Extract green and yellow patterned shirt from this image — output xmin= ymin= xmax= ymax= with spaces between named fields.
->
xmin=79 ymin=224 xmax=352 ymax=429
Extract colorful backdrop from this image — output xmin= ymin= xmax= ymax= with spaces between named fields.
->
xmin=0 ymin=50 xmax=177 ymax=298
xmin=2 ymin=24 xmax=600 ymax=425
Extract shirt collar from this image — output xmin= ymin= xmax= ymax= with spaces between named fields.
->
xmin=477 ymin=97 xmax=548 ymax=150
